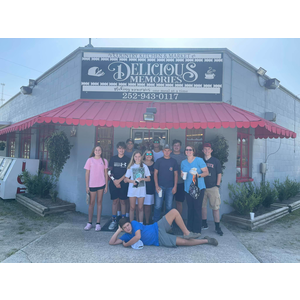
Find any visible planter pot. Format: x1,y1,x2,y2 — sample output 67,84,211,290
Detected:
16,194,76,217
250,212,255,220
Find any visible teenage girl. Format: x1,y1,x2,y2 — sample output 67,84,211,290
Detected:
84,145,108,231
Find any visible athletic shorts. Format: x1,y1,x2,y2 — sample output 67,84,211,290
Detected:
89,185,105,192
157,216,177,248
174,183,185,202
202,186,221,210
109,180,129,201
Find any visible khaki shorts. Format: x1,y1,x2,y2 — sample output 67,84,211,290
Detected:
202,186,221,210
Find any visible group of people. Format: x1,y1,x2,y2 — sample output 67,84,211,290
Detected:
84,136,223,249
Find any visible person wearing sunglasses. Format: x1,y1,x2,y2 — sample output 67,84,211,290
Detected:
125,138,136,158
142,150,155,225
181,145,209,234
152,137,164,162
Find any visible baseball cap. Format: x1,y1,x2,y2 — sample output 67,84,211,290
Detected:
203,143,212,148
126,138,134,144
163,144,171,150
131,240,144,250
153,137,160,143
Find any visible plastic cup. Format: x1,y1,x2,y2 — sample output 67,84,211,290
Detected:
182,172,187,180
158,189,162,197
250,212,255,220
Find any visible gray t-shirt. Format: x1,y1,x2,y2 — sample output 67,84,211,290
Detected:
153,150,164,162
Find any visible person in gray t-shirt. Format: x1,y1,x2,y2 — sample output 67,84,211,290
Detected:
170,139,186,216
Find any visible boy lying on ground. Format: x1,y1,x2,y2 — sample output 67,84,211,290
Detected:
109,208,218,248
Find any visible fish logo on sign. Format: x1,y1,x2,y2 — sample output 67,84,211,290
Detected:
88,67,105,77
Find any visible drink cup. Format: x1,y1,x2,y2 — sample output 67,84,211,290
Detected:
158,189,162,197
182,172,187,180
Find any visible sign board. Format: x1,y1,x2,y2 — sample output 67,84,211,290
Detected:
81,51,223,101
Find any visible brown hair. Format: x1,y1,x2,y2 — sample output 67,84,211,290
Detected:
89,145,105,165
127,150,144,169
142,149,154,162
185,145,196,155
119,217,130,228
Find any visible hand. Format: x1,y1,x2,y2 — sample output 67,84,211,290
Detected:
86,187,90,194
156,186,161,194
122,241,128,247
118,225,123,232
172,186,177,195
104,186,108,194
114,179,121,188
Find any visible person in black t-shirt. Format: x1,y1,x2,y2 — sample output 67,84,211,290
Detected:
107,142,130,230
202,143,223,236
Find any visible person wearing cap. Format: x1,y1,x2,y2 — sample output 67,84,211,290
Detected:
152,137,164,162
202,143,223,236
153,144,178,222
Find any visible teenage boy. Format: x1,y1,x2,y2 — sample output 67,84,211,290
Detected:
153,144,178,222
108,142,130,230
170,139,186,216
124,138,135,158
109,208,218,247
152,137,164,162
202,143,223,236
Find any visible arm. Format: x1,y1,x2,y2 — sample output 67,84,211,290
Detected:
85,170,90,193
154,169,161,193
216,173,222,187
104,168,108,194
109,226,124,245
172,171,178,194
122,230,141,247
198,167,209,178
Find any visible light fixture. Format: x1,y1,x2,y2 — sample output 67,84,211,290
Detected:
20,86,33,94
265,78,280,89
143,106,157,122
257,67,267,76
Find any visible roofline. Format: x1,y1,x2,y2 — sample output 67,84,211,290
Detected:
2,47,300,107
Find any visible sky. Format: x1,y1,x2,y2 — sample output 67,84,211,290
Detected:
0,38,300,104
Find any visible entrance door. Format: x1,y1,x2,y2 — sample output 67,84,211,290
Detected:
131,129,168,152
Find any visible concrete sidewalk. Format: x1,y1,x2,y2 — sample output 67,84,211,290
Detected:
2,216,259,263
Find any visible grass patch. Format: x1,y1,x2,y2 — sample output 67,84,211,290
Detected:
5,248,18,258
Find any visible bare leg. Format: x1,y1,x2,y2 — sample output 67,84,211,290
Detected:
176,201,183,215
120,200,126,216
213,209,220,223
144,205,152,224
96,189,104,223
176,237,208,246
126,198,130,214
117,201,121,215
137,197,145,224
88,192,96,223
112,198,119,216
164,209,190,236
135,205,139,222
202,207,208,220
129,197,137,222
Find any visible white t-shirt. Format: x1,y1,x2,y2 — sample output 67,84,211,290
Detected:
153,150,164,162
125,163,151,198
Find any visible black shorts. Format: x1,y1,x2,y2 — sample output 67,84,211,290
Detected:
174,183,185,202
109,180,129,201
89,185,105,192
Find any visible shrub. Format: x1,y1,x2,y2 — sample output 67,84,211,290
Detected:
225,182,262,215
259,181,278,208
207,136,229,173
274,177,300,202
20,170,55,198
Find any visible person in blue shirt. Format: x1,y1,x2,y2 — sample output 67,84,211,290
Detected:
181,145,209,234
109,208,218,248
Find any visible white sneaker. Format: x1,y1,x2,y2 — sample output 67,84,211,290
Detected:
108,220,117,230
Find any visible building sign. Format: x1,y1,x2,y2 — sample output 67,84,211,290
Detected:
81,51,223,101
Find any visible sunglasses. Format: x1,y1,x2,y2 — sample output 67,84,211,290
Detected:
185,149,193,151
145,153,153,156
153,141,160,143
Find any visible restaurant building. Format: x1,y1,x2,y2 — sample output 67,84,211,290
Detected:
0,46,298,220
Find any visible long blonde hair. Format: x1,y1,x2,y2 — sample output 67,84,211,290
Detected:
89,145,105,165
127,150,143,169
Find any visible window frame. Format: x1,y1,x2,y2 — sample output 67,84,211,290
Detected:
20,128,31,159
7,132,16,157
95,126,114,162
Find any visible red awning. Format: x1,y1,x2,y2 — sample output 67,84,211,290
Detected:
0,99,296,139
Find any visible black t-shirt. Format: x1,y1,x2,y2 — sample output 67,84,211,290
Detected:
154,157,178,188
204,156,222,188
146,163,155,195
108,155,130,179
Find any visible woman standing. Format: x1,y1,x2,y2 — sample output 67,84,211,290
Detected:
142,149,155,225
84,145,108,231
124,150,150,223
181,145,209,234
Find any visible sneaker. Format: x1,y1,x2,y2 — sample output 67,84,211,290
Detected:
203,236,218,246
202,222,208,230
84,223,92,231
95,224,101,231
215,227,223,236
108,220,117,230
183,232,201,239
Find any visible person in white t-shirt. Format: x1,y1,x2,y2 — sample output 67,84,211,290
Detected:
124,150,151,223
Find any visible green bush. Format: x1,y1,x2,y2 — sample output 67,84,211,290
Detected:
20,170,55,198
274,177,300,202
225,182,262,215
207,136,229,173
259,182,278,208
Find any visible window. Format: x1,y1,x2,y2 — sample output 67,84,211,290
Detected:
236,128,253,182
20,129,31,159
185,128,205,157
96,126,114,162
7,132,16,157
38,124,55,173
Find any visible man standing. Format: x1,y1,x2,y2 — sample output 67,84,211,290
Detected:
124,138,135,158
153,144,178,222
170,139,186,216
202,143,223,236
152,137,164,162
